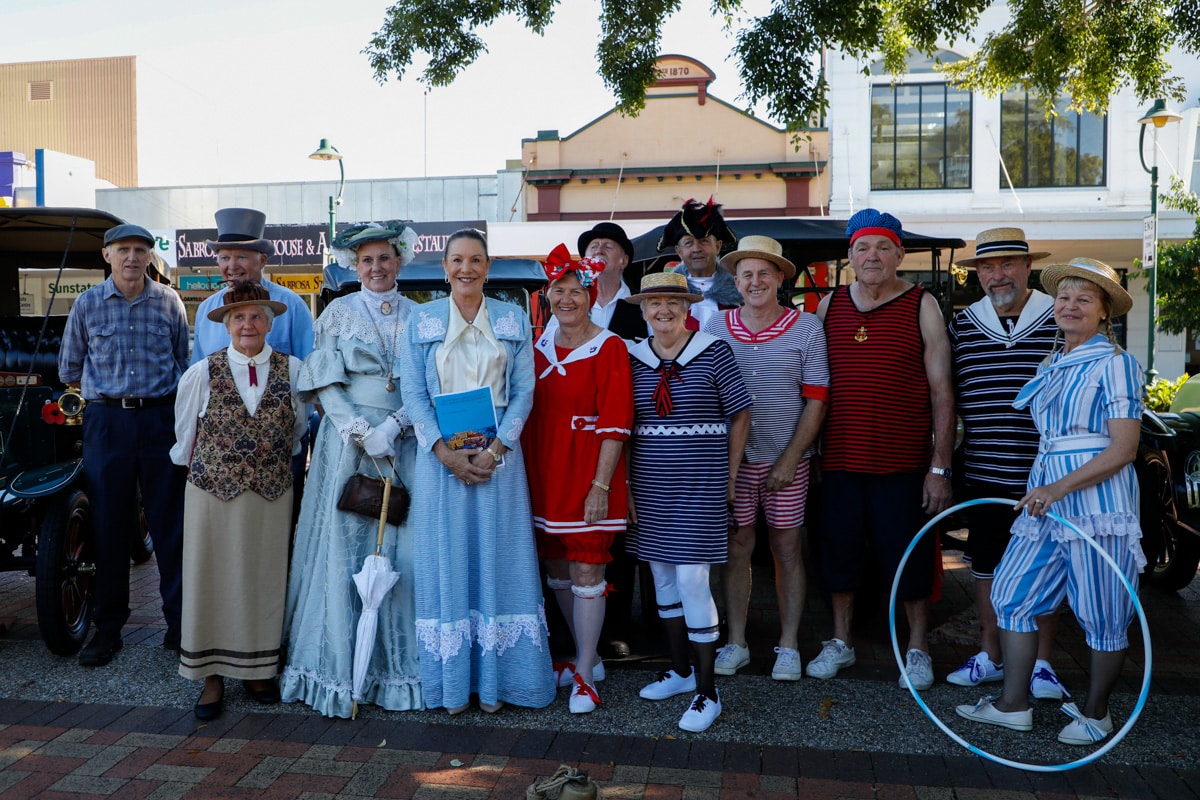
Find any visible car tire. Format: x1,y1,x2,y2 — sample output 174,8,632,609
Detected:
1138,447,1200,592
36,488,95,656
130,490,154,565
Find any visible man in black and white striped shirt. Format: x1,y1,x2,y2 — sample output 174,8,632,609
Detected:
947,227,1068,701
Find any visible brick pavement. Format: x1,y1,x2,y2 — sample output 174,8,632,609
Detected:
1,542,1198,798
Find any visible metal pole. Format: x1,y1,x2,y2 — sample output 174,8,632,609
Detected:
1147,160,1159,384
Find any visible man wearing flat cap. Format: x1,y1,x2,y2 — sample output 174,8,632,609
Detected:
59,222,191,666
577,221,647,342
945,226,1067,699
810,208,954,691
659,198,742,329
192,208,314,364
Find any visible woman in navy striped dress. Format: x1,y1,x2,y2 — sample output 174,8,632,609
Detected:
625,271,751,733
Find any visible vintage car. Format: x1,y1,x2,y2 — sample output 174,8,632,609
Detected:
0,207,155,655
1137,379,1200,590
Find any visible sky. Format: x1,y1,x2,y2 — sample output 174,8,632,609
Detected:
1,0,776,187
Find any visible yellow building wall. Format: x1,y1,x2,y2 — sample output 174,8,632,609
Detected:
0,56,138,187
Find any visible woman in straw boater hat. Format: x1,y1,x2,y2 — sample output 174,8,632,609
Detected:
956,257,1145,746
171,281,306,720
701,236,829,683
945,227,1069,701
624,271,751,733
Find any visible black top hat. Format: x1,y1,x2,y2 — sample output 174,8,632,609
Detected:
206,208,273,256
658,197,737,251
577,221,635,265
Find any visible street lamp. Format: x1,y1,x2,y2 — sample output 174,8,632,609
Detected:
1137,99,1183,383
308,138,345,261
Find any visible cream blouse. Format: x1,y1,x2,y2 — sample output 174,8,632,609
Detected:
435,299,509,407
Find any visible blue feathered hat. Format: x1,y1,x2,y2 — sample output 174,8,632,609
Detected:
846,208,903,246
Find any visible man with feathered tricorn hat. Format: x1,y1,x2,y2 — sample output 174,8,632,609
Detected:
659,198,742,329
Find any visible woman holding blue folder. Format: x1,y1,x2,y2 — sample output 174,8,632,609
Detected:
401,228,555,714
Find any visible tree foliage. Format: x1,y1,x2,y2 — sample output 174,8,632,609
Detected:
1149,218,1200,337
365,0,1193,132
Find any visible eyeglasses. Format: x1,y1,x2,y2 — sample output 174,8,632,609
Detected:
976,260,1028,274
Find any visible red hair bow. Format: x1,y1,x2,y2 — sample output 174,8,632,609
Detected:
544,243,605,288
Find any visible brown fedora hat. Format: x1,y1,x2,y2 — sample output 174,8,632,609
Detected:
206,281,288,322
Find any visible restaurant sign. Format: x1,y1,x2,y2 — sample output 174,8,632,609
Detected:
176,220,486,269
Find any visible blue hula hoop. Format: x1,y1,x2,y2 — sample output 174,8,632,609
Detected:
890,497,1152,772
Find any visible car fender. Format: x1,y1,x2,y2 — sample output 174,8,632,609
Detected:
7,459,83,499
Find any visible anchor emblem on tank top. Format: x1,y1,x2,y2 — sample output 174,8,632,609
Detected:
854,325,868,342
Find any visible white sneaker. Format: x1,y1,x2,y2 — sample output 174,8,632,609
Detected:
553,659,606,688
678,691,722,732
1030,659,1069,700
714,643,751,675
946,650,1005,687
568,675,600,714
639,669,697,701
805,639,856,680
899,649,934,690
770,647,802,681
1057,703,1112,745
955,696,1033,732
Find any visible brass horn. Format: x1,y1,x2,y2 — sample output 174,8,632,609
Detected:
58,385,86,426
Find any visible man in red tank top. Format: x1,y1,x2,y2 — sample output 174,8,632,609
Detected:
808,209,955,692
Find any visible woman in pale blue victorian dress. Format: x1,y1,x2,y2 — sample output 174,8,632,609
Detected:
400,228,554,714
281,222,424,717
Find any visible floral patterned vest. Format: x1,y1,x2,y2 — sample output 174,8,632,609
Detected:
188,350,294,501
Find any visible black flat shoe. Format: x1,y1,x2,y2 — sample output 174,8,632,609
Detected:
162,626,181,652
78,631,123,667
242,679,280,705
194,692,224,721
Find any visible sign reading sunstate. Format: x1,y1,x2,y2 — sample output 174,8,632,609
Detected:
175,220,486,269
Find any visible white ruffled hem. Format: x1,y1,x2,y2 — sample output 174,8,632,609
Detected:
1011,511,1147,570
415,608,549,662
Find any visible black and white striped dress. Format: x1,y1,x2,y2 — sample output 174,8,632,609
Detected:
626,332,752,564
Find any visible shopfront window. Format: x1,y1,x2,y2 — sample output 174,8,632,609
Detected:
871,83,972,190
1000,92,1106,187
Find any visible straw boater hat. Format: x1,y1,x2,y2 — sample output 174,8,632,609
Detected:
206,208,274,256
720,235,797,279
623,271,703,304
956,227,1051,266
206,280,287,322
1038,257,1133,318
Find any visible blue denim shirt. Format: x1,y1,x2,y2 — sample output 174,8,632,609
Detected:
58,276,190,399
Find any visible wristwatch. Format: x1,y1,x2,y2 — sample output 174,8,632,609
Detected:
929,466,952,479
486,445,503,463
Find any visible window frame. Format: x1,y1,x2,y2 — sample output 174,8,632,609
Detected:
870,81,973,191
999,92,1108,189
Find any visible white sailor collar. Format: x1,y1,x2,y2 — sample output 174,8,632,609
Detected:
535,327,620,379
962,289,1054,348
629,330,720,370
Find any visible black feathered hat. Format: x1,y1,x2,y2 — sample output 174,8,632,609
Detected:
657,197,736,251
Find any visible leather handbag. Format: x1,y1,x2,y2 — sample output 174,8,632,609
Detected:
337,456,411,526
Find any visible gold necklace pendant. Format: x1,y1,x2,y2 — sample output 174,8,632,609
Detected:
854,325,868,343
381,301,393,315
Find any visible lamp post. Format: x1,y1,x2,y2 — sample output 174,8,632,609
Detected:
308,138,345,261
1136,99,1182,384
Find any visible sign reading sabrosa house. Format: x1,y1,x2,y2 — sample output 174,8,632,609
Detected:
176,220,485,269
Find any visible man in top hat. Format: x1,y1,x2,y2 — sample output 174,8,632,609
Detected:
809,208,954,691
659,198,742,329
59,222,191,665
945,226,1067,699
192,208,314,364
577,221,647,341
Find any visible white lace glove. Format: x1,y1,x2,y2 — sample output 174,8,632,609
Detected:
361,415,401,458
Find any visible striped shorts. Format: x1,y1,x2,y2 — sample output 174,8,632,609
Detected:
731,458,810,529
990,530,1140,652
